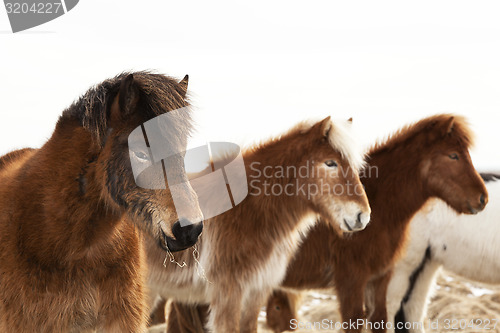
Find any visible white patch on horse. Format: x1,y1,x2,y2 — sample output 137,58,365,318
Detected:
387,178,500,333
243,214,317,296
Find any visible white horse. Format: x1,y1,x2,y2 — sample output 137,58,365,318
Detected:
386,173,500,333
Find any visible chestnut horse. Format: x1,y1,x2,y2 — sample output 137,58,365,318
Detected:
145,117,371,332
162,114,488,333
0,72,204,332
274,114,488,332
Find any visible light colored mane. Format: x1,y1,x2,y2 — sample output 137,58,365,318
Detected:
245,118,366,171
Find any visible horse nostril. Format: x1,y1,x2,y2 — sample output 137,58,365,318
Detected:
480,194,486,205
163,220,203,253
357,212,362,223
172,220,203,239
188,221,203,239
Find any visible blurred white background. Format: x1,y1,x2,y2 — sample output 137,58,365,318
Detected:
1,1,499,169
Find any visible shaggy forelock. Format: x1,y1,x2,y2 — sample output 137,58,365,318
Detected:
62,71,193,147
295,118,366,171
326,119,366,171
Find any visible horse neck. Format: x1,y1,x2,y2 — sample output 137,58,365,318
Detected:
364,149,430,231
22,118,123,261
240,146,312,235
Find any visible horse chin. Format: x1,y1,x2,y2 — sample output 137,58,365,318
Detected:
338,229,355,239
336,216,366,235
321,215,350,238
328,223,350,239
466,202,485,215
449,200,485,215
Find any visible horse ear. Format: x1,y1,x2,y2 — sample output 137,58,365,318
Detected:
318,116,332,138
178,74,189,98
444,116,455,135
117,74,140,117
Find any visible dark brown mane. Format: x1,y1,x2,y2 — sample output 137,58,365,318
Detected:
368,114,474,157
61,71,192,147
480,172,500,183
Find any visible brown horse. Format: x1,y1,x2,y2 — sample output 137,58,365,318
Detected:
145,117,371,333
163,114,488,333
0,72,204,332
273,114,488,332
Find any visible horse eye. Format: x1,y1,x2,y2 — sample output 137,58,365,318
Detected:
449,153,459,160
325,160,338,167
275,306,281,311
134,151,150,161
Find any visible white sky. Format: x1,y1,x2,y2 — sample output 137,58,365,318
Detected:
1,1,500,170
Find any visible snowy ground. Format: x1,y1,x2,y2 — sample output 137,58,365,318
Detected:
148,269,500,332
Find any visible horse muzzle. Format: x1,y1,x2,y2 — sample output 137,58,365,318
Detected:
341,211,370,232
466,192,488,214
159,219,203,252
